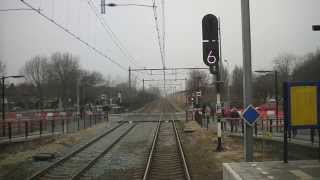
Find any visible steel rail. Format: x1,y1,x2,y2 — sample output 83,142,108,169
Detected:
71,123,137,179
27,122,125,180
142,117,162,180
172,119,191,180
142,98,190,180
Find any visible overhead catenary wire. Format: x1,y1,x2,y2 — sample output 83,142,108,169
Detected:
87,0,150,80
90,0,168,85
87,0,142,69
39,0,42,11
107,3,155,8
161,0,166,95
20,0,127,71
51,0,54,19
88,0,162,88
161,0,166,65
152,0,165,68
0,8,36,12
152,0,166,94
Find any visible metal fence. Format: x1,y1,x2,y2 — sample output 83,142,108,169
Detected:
220,118,284,134
0,112,109,141
220,117,319,144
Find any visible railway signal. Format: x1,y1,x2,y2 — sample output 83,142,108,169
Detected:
202,14,220,74
202,14,223,151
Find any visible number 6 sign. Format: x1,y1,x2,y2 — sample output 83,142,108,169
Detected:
207,50,217,65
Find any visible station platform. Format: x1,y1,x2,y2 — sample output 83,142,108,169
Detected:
223,160,320,180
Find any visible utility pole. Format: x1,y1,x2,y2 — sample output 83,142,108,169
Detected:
275,70,279,132
1,75,24,137
185,78,188,106
76,77,80,117
196,76,201,107
142,79,145,92
101,0,106,14
241,0,254,162
128,66,131,89
227,83,231,110
2,77,4,136
255,70,279,132
224,59,232,110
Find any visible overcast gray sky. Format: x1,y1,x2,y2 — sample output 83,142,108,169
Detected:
1,0,319,90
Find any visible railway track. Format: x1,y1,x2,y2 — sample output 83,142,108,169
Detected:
27,122,136,180
143,113,191,180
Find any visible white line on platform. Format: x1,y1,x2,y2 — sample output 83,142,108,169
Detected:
267,175,274,179
290,169,312,179
223,163,243,180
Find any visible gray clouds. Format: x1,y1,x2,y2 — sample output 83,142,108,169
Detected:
0,0,319,89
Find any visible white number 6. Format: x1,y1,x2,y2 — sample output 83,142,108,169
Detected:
207,50,217,64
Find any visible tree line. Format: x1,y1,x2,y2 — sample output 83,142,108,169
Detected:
1,52,160,111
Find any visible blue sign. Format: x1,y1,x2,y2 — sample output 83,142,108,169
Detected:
242,105,260,125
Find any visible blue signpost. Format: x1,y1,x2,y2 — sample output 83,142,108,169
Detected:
242,105,260,126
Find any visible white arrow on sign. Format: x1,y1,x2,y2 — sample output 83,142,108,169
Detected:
207,50,217,64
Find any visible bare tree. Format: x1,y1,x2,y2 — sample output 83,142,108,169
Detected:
81,70,104,86
186,70,209,92
253,73,274,104
22,55,48,109
49,52,80,106
219,64,230,102
272,53,297,98
292,49,320,81
79,70,105,105
273,53,297,82
230,66,243,107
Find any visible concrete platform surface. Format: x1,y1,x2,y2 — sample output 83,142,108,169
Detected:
223,160,320,180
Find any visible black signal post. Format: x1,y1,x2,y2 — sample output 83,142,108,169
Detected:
202,14,223,151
